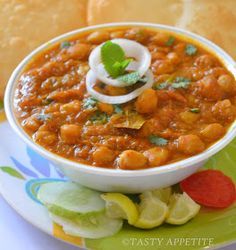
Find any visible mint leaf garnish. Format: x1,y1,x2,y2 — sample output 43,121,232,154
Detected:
101,41,132,78
117,71,142,85
148,135,168,146
185,44,197,56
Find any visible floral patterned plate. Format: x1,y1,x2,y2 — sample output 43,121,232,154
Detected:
1,111,236,250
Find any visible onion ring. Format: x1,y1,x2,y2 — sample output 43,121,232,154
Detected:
86,69,154,104
88,39,151,87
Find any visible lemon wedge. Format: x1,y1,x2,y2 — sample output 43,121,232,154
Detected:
134,191,168,229
166,192,200,225
101,193,139,225
142,187,172,203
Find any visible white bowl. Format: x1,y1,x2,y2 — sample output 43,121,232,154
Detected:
4,22,236,193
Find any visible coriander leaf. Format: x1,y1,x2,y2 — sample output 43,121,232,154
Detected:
166,36,175,46
190,108,200,113
90,111,109,124
153,82,168,90
60,41,71,49
36,113,52,121
101,41,126,78
148,135,168,146
175,77,190,83
83,97,98,109
171,77,190,89
42,98,53,105
117,71,141,85
113,104,123,114
185,44,197,56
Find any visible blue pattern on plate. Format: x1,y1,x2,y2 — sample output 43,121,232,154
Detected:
26,147,51,177
10,156,38,178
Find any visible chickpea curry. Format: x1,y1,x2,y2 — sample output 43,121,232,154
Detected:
14,27,236,170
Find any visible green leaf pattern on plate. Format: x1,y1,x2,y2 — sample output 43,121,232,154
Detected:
0,166,25,179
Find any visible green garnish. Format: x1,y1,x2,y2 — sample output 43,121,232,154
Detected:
36,113,52,121
113,104,123,114
0,100,4,110
83,97,98,109
90,111,109,124
166,36,175,46
185,44,197,56
101,41,132,78
60,41,71,49
153,82,168,90
171,77,190,89
117,71,143,85
190,108,200,113
148,135,168,146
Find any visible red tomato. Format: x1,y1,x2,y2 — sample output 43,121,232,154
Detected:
180,170,236,208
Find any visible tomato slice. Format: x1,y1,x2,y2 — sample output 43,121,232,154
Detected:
180,170,236,208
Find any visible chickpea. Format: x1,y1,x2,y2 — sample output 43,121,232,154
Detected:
87,31,110,44
125,28,149,43
217,74,236,94
151,51,166,61
60,100,81,114
110,30,125,39
92,146,115,165
194,55,216,69
106,85,127,96
135,89,158,114
197,76,222,101
97,102,114,115
151,33,169,46
67,43,91,60
173,42,186,54
119,150,147,170
60,124,82,144
167,52,181,65
144,147,169,167
212,99,236,121
201,123,225,141
22,116,41,133
186,67,204,81
177,134,205,155
152,60,174,75
33,130,57,145
179,111,200,124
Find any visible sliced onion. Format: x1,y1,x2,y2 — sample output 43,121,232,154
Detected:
89,39,151,87
86,69,154,104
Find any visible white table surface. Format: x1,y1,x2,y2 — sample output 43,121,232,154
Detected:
0,194,235,250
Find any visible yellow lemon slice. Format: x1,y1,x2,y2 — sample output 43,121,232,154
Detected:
142,187,172,203
134,192,168,229
166,192,200,225
101,193,139,225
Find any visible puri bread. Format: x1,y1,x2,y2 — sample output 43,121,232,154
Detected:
88,0,184,26
88,0,236,60
177,0,236,59
0,0,87,98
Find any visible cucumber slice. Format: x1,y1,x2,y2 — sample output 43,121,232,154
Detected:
50,212,123,239
37,182,105,218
